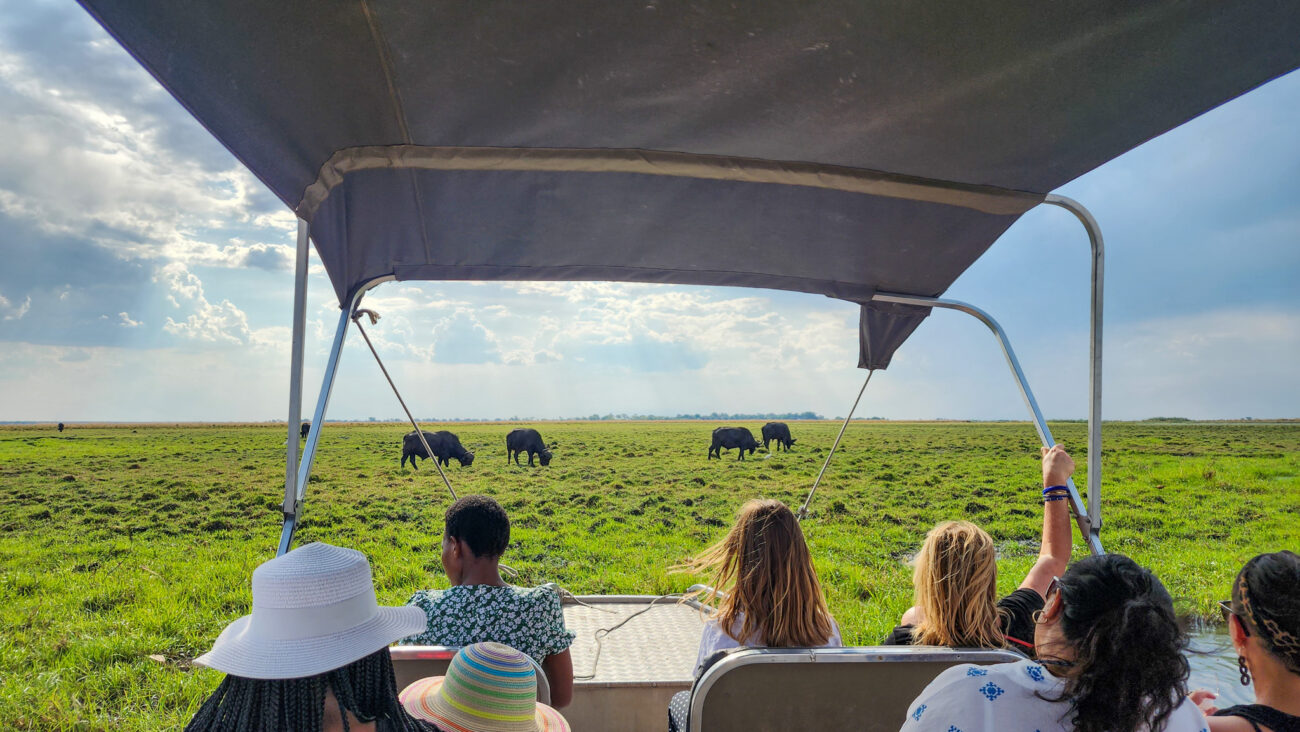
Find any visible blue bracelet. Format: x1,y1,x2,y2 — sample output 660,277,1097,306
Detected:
1042,485,1069,496
1044,496,1068,502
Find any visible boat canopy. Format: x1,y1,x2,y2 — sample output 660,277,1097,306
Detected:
78,0,1300,368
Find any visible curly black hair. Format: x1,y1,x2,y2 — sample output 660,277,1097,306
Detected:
1233,550,1300,674
444,494,510,558
185,648,434,731
1051,553,1189,732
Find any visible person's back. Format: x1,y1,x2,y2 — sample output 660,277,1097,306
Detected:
901,553,1206,732
400,494,575,707
668,498,840,731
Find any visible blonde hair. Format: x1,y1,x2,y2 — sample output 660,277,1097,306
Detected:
910,520,1006,648
675,499,834,647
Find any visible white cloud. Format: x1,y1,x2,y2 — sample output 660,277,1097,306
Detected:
0,46,293,271
0,292,31,320
117,311,141,327
154,262,251,345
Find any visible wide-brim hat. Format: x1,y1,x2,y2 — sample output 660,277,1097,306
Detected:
400,643,570,732
194,542,426,679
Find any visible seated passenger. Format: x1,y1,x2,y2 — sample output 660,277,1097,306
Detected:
901,553,1207,732
667,499,841,731
1196,551,1300,732
884,445,1076,653
399,642,569,732
399,495,576,708
186,542,436,732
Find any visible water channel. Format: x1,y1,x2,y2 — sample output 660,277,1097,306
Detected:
1186,627,1255,708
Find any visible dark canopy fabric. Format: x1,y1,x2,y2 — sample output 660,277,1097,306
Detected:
79,1,1300,368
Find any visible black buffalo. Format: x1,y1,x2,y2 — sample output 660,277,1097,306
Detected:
709,426,760,460
57,422,64,433
300,421,311,439
761,422,796,451
506,428,552,467
401,430,475,469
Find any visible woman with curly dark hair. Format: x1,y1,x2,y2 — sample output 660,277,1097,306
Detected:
900,553,1206,732
1196,551,1300,732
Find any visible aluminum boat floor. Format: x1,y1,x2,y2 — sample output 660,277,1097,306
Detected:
564,595,708,684
562,595,709,731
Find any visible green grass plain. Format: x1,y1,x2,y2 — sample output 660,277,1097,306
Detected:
1,421,1297,729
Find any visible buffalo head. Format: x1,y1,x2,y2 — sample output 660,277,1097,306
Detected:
538,449,553,466
457,451,475,467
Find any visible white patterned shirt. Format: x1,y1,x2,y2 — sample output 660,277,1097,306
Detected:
900,659,1208,732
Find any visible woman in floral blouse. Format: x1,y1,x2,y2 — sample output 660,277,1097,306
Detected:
399,495,576,708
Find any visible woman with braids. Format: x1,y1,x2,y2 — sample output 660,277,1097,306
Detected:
900,553,1206,732
1195,551,1300,732
187,542,438,732
666,498,840,731
883,445,1077,655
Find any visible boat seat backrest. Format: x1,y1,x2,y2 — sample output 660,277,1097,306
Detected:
689,646,1023,732
389,645,551,705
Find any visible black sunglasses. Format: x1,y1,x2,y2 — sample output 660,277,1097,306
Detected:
1218,600,1251,637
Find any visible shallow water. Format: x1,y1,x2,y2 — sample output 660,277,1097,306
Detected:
1187,627,1255,708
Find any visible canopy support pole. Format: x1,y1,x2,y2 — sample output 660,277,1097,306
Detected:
797,370,874,520
282,219,310,524
872,292,1104,555
1044,195,1104,532
350,309,458,502
277,285,374,556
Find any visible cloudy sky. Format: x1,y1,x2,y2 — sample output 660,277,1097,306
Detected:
1,2,1297,422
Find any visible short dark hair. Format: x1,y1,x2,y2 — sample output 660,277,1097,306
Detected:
444,495,510,558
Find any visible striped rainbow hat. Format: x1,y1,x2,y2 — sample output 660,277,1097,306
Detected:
399,642,569,732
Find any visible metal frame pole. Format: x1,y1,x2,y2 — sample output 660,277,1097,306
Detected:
872,292,1104,555
277,284,375,556
1044,194,1104,531
282,219,310,519
797,370,873,520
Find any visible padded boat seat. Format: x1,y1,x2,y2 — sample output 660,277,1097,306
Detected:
687,646,1024,732
389,645,551,705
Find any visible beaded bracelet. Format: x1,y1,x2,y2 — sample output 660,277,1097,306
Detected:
1044,496,1068,502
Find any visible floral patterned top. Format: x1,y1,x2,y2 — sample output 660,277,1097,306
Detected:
398,584,576,663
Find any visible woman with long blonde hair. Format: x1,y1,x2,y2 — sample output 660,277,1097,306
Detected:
883,445,1077,653
679,498,841,675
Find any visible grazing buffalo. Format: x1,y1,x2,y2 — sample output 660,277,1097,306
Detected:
300,421,311,439
761,422,796,452
709,426,760,460
506,428,553,467
402,430,475,469
57,422,64,433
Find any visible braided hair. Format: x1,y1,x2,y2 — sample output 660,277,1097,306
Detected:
186,648,436,732
1233,550,1300,674
1049,554,1189,732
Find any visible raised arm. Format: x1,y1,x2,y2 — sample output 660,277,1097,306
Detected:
1018,445,1075,598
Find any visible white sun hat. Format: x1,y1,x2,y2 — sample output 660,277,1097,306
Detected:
194,542,426,679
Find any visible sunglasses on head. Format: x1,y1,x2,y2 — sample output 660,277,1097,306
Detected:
1046,576,1062,599
1219,600,1251,637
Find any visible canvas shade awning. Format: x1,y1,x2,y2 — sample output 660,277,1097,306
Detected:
77,0,1300,368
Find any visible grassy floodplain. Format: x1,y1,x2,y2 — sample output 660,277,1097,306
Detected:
1,421,1297,729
